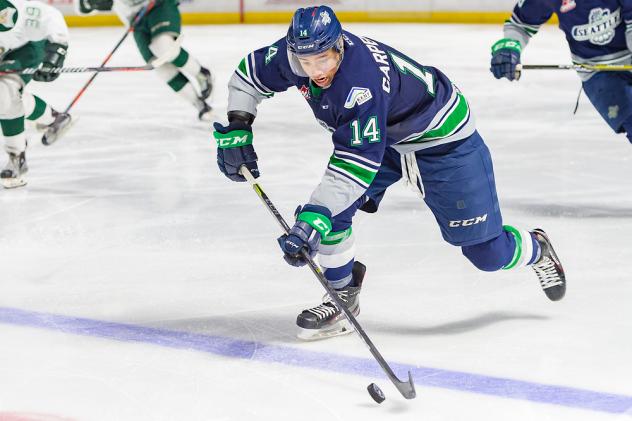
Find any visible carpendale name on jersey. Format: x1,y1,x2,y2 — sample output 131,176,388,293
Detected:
571,7,621,45
359,36,392,93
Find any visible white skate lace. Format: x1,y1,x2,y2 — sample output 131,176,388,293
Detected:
306,291,349,320
533,256,563,289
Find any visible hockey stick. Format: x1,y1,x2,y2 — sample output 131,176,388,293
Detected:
61,0,156,114
239,165,417,400
0,65,154,76
515,63,632,79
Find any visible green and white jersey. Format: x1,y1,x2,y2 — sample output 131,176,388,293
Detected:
0,0,68,60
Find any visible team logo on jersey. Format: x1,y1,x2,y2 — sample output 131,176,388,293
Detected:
265,46,278,65
320,11,331,26
0,0,18,32
571,8,622,46
608,105,619,119
299,84,311,100
560,0,576,13
344,87,373,109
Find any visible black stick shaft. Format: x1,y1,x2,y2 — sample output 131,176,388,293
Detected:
241,167,416,400
0,65,153,76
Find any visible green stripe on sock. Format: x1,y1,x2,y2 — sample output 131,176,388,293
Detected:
167,72,189,92
502,225,522,270
0,117,25,137
172,48,189,68
26,95,47,121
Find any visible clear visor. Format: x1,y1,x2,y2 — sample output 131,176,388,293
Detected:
295,53,340,77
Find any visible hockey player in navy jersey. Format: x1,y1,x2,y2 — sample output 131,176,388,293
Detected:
491,0,632,143
214,6,566,340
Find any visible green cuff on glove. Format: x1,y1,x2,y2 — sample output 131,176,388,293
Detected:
298,211,333,237
213,129,253,149
491,38,522,55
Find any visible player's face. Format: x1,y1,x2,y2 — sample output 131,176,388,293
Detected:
297,49,341,88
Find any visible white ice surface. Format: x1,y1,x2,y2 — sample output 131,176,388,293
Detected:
0,24,631,421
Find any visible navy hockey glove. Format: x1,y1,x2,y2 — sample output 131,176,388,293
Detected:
33,43,68,82
490,38,522,81
213,114,259,182
278,205,332,267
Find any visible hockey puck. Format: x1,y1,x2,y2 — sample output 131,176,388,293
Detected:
367,383,385,403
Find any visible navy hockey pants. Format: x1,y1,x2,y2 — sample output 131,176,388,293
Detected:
582,71,632,142
331,131,519,272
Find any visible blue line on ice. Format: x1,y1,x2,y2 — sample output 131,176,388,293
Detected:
1,306,630,414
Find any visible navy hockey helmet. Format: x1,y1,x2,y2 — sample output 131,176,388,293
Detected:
286,5,343,57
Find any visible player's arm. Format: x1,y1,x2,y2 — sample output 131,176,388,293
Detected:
29,2,69,82
76,0,113,15
309,110,386,217
491,0,554,81
277,102,387,266
622,0,632,52
214,38,295,182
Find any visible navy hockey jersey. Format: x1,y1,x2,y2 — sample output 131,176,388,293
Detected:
227,32,474,216
505,0,632,76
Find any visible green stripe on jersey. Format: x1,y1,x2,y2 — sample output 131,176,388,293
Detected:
237,58,248,77
329,155,377,186
404,92,469,144
236,56,274,98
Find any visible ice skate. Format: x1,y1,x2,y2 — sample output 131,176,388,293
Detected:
197,100,213,122
41,109,74,146
296,261,365,341
197,67,213,100
1,151,28,189
531,228,566,301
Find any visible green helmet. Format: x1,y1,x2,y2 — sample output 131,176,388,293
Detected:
0,0,18,32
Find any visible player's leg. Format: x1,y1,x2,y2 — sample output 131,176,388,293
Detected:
0,75,29,188
416,131,566,300
133,0,212,120
296,147,403,340
22,91,73,145
23,92,54,128
582,71,632,143
10,41,72,144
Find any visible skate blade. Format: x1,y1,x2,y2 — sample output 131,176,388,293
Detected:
296,319,355,341
2,177,27,189
42,115,78,146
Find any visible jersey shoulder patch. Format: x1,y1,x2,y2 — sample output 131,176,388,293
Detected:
344,87,373,109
